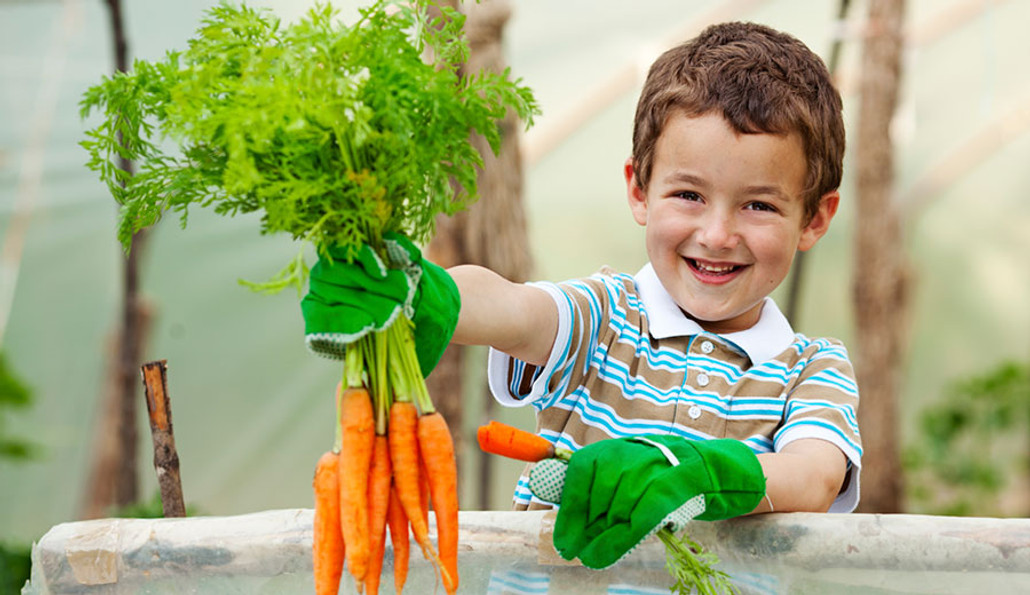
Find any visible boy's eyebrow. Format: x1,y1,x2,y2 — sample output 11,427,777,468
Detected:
662,172,708,187
663,172,794,200
743,184,792,199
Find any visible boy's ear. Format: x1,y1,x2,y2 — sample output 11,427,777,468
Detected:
798,191,840,252
625,158,648,226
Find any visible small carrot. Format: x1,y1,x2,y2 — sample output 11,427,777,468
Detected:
386,483,410,594
477,420,555,462
364,435,392,595
417,411,460,595
419,456,430,527
388,401,437,562
339,385,376,585
313,451,345,595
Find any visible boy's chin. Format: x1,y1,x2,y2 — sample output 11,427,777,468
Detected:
679,304,763,334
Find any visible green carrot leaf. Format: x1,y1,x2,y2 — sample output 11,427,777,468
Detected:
658,528,739,595
80,0,539,288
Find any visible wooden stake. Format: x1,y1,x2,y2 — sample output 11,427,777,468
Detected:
141,359,186,517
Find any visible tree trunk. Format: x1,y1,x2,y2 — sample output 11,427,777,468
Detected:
424,0,533,510
82,0,150,518
853,0,908,514
82,298,151,518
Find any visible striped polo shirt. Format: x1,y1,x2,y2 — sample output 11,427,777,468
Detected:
487,264,862,513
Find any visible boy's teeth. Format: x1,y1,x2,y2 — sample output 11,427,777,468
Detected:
694,260,736,273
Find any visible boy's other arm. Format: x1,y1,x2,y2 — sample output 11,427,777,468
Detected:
751,439,848,513
447,265,559,366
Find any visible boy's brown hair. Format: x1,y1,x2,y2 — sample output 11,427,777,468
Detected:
631,21,845,223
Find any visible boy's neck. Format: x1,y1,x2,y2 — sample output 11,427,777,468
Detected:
681,305,763,335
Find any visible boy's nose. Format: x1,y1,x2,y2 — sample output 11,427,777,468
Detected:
696,211,739,251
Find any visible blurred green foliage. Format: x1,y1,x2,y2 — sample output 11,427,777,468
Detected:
906,361,1030,516
0,353,36,461
0,542,31,595
0,353,34,593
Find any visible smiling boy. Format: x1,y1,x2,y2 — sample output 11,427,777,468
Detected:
303,21,861,569
447,20,858,516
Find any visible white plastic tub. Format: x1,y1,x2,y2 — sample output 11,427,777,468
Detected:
23,509,1030,594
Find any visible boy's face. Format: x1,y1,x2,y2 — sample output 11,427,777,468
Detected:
626,111,838,334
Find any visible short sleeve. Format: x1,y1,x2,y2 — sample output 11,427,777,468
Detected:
487,275,623,410
773,338,863,512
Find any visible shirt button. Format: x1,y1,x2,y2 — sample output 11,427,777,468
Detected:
688,405,702,419
697,373,710,387
701,341,715,354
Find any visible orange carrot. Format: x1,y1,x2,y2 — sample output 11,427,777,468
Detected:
364,435,392,595
417,411,459,595
477,421,555,462
313,451,345,595
388,401,437,561
339,386,376,585
419,456,430,527
386,483,410,594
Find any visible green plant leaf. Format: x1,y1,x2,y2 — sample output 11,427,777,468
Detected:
80,0,539,291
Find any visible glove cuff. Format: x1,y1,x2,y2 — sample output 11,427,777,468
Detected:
305,317,402,360
410,259,460,375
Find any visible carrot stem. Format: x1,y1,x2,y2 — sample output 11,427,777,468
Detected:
373,330,390,435
387,318,434,413
344,339,366,389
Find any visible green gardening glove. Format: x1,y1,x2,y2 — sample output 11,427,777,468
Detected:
529,435,766,569
300,233,460,376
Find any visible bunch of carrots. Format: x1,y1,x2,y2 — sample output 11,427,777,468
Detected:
77,3,534,593
313,320,458,595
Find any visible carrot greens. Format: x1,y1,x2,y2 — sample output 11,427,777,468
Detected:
80,0,538,288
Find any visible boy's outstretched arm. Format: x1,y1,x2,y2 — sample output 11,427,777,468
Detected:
752,439,848,513
448,265,559,366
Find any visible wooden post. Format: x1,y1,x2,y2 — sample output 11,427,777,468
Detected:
853,0,908,513
140,360,186,517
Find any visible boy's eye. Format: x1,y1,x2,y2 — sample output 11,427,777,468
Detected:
745,201,777,213
674,191,702,202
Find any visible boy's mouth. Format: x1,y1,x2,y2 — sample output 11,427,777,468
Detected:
687,258,745,280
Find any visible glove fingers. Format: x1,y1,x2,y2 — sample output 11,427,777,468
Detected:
302,291,404,337
309,258,411,302
554,438,652,561
574,521,650,570
553,453,600,561
605,454,663,525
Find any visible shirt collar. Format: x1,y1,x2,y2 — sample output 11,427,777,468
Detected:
633,263,796,364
